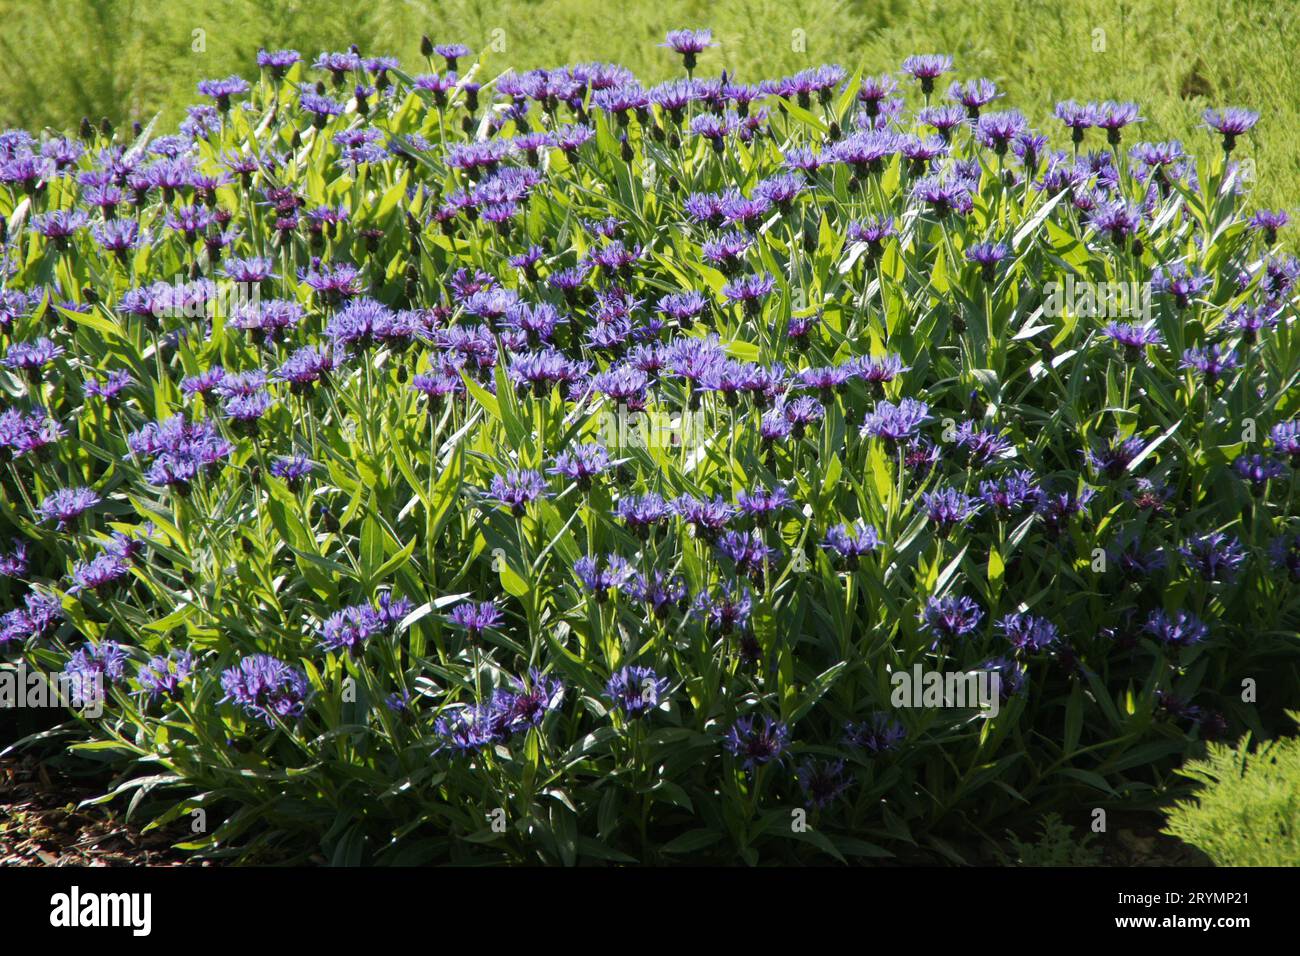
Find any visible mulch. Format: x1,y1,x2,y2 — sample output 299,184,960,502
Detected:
0,753,197,866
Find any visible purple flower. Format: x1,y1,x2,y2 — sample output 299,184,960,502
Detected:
269,455,314,489
616,492,671,536
997,612,1060,653
1095,101,1143,144
715,529,777,576
319,594,410,656
1180,344,1240,385
4,337,64,374
488,469,548,515
257,49,301,77
797,759,850,809
947,77,1000,116
69,553,131,594
137,650,194,700
197,75,250,109
830,130,901,176
447,600,503,638
901,54,954,95
621,572,689,619
978,471,1039,517
724,715,789,769
721,272,776,313
912,176,973,217
1040,489,1092,541
1250,209,1289,244
736,485,792,524
1103,322,1163,359
693,581,754,633
1203,107,1258,151
550,444,612,488
782,395,824,435
822,522,880,564
1178,532,1246,582
220,654,309,725
852,354,908,390
658,291,709,327
64,640,128,699
573,554,634,598
862,397,930,444
1054,100,1098,142
1272,420,1300,466
491,671,565,736
37,487,101,527
0,592,63,647
975,111,1027,153
1086,435,1145,479
1109,540,1167,581
275,346,337,391
605,665,669,718
432,44,473,69
1089,201,1143,246
979,657,1027,699
965,241,1009,280
1226,305,1278,344
921,595,984,644
223,389,272,425
0,540,29,577
843,713,906,753
921,487,978,536
919,104,967,137
1144,609,1208,647
1233,453,1286,494
674,494,736,538
31,210,88,246
92,219,145,254
955,421,1012,466
661,29,716,57
84,369,135,404
435,703,498,754
1152,263,1211,308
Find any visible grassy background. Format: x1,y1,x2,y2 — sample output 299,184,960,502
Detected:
0,0,1296,214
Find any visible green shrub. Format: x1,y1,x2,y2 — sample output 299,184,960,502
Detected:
1162,713,1300,866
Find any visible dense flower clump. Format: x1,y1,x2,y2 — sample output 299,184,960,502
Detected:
0,30,1296,864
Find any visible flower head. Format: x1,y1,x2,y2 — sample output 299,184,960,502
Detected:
220,654,309,725
724,714,790,769
605,665,669,718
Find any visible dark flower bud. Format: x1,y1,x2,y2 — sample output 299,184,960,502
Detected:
79,116,94,141
100,117,114,138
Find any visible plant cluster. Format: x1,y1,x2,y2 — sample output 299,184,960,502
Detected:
0,29,1297,863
